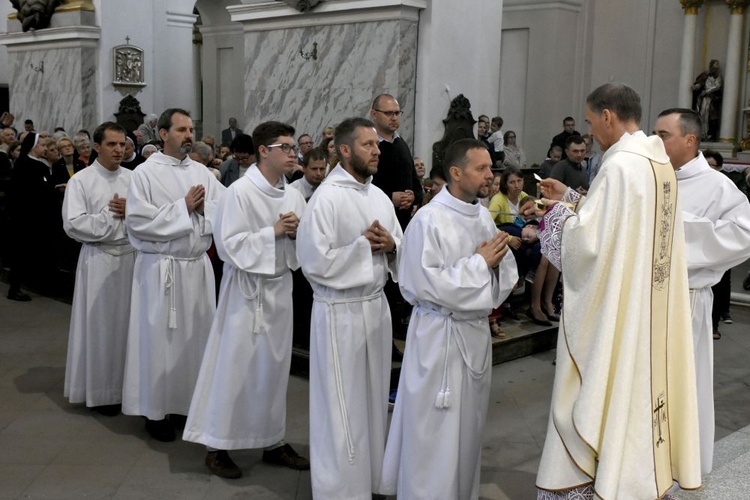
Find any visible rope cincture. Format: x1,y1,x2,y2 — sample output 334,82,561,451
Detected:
313,290,383,464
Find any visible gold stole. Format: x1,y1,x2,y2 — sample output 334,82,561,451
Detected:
649,159,677,496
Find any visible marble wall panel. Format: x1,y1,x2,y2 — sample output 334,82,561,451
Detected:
9,47,98,133
243,19,417,146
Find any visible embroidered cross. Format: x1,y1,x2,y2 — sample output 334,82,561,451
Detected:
653,394,666,447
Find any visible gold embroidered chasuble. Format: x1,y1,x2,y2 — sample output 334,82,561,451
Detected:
536,133,701,499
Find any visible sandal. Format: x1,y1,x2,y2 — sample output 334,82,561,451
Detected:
490,321,506,339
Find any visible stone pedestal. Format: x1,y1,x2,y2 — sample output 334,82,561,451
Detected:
0,24,100,132
228,0,425,144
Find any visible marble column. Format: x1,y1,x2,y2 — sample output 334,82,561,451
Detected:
677,0,704,108
228,0,426,145
0,5,100,132
719,0,748,143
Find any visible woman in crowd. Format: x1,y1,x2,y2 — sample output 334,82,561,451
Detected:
488,167,560,326
53,136,86,182
481,172,502,209
74,134,92,166
503,130,526,169
141,144,158,159
120,135,145,170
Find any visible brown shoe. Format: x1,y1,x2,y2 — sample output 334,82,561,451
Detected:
205,450,242,479
262,443,310,470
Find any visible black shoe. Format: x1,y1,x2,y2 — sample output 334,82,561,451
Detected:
205,450,242,479
526,308,552,327
7,291,31,302
93,404,121,416
541,305,560,322
168,413,187,430
145,418,176,442
721,313,733,324
391,343,404,362
262,443,310,470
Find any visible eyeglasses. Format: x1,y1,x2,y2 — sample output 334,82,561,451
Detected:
267,143,299,155
374,109,404,117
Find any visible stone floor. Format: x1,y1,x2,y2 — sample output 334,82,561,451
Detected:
1,266,749,499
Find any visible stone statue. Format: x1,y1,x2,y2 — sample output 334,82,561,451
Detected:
692,59,723,141
280,0,324,12
431,94,477,173
9,0,62,32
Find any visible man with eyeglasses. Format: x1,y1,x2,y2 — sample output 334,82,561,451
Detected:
184,121,309,479
219,134,255,187
369,94,423,230
297,117,402,499
370,95,423,351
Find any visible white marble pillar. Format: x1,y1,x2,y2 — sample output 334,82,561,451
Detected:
677,1,704,108
228,0,426,146
719,0,748,142
0,4,100,132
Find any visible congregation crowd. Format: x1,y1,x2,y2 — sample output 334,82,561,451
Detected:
1,82,750,499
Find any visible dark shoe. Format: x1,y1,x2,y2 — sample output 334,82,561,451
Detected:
93,404,121,416
713,331,722,340
541,305,560,322
262,443,310,470
391,343,404,362
168,413,187,430
145,418,176,442
526,308,552,327
7,291,31,302
721,313,733,324
206,450,242,479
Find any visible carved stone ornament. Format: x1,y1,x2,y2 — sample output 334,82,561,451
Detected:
113,42,145,87
9,0,63,32
280,0,324,12
679,0,704,14
114,94,145,132
726,0,748,14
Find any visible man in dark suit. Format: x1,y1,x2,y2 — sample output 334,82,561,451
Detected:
221,117,243,144
549,116,580,160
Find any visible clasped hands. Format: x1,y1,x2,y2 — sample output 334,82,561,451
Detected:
274,211,299,239
392,190,415,211
363,220,396,255
108,193,126,219
476,231,510,269
185,185,206,215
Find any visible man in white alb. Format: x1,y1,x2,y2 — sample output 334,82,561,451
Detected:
296,117,402,500
123,108,226,441
63,122,135,416
183,121,308,478
380,139,518,499
654,108,750,476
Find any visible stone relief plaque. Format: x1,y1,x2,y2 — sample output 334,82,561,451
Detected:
113,42,145,87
